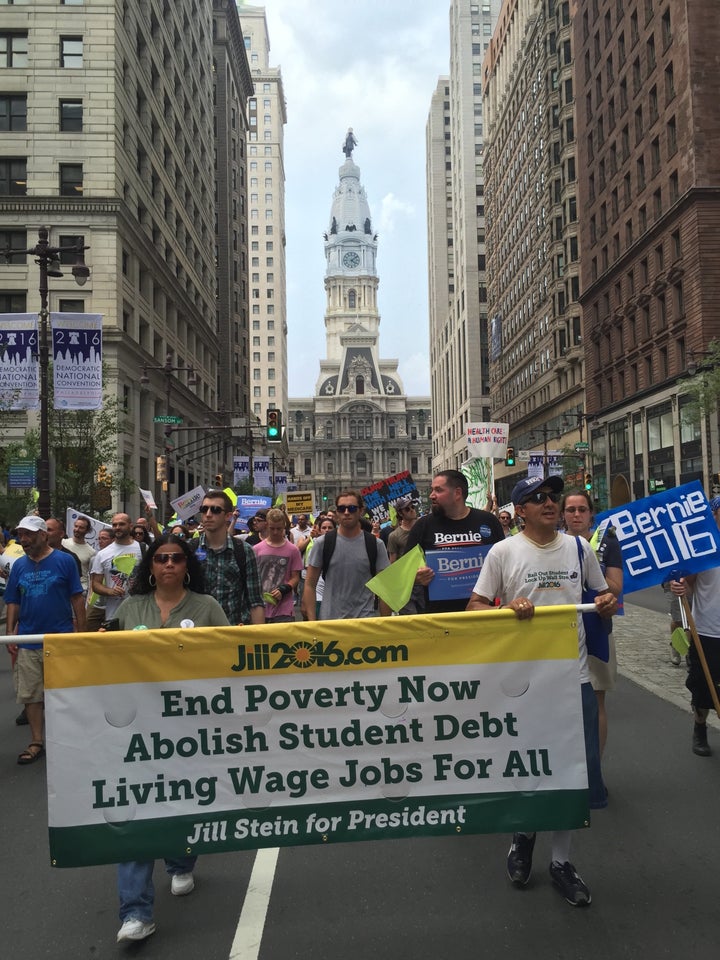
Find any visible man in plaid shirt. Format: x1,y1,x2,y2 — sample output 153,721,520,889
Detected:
194,490,264,625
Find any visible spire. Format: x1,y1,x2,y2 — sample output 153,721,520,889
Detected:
324,129,377,279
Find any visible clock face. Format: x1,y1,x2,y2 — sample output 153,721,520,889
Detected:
342,251,360,269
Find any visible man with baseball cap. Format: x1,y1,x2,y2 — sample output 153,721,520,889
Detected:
467,475,617,908
4,516,86,765
669,495,720,756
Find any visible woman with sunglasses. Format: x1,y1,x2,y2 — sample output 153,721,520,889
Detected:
563,490,623,760
113,535,229,944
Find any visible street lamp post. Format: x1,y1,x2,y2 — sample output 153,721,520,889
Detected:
1,227,90,518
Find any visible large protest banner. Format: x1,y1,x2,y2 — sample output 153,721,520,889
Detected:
595,481,720,593
45,609,589,868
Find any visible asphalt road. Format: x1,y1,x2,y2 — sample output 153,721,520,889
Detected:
3,603,719,959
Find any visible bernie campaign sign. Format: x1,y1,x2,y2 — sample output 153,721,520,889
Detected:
44,608,589,867
595,481,720,593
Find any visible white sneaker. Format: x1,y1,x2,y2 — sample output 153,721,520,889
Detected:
116,918,156,942
170,872,195,896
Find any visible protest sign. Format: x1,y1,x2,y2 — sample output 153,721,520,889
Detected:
64,508,111,549
462,458,492,509
170,485,206,522
285,491,314,515
466,422,509,457
361,471,418,523
139,487,157,510
425,545,492,602
45,608,589,867
595,481,720,593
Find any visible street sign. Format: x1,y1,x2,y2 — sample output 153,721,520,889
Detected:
574,441,590,452
153,415,183,424
7,458,36,489
518,449,561,461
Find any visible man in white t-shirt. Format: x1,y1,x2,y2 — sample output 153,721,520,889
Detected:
62,515,96,594
467,475,616,908
89,513,142,621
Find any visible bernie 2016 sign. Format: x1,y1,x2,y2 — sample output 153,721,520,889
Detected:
45,609,590,868
595,481,720,593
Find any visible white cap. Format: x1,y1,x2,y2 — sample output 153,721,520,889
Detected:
15,516,47,533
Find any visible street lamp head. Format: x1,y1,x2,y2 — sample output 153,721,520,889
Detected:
72,263,90,286
139,368,150,387
188,366,198,388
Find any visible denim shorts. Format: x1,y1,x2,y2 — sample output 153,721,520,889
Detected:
581,681,607,810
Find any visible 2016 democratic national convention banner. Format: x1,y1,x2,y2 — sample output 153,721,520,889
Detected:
595,480,720,593
44,610,590,869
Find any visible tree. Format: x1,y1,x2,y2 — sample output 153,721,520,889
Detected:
679,339,720,424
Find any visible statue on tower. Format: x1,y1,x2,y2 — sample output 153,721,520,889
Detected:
342,127,358,159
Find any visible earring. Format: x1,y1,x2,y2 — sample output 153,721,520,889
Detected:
184,572,190,586
149,574,156,587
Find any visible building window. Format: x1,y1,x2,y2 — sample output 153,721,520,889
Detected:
59,162,83,195
59,99,83,131
0,93,26,131
0,157,26,195
58,234,84,264
0,229,26,263
60,37,83,68
58,298,84,312
0,32,28,68
0,291,27,312
304,458,312,476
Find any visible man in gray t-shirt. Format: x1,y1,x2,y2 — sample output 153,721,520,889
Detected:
303,490,390,620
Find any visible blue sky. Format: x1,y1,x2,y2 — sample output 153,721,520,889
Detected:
256,0,451,398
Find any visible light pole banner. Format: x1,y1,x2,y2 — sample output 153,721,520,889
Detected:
466,422,509,457
51,313,103,410
0,313,39,410
253,457,271,490
275,472,288,494
233,456,250,486
44,608,590,868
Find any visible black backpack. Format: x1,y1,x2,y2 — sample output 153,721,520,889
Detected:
321,530,378,581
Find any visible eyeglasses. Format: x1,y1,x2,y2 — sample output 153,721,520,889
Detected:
564,506,590,513
153,552,186,565
336,504,359,513
522,491,562,505
199,504,225,515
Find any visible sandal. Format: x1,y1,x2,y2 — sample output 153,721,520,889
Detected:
17,742,44,765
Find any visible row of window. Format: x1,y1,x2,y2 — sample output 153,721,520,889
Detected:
0,33,83,69
1,94,82,132
0,159,82,196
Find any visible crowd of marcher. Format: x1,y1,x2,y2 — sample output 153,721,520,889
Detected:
2,474,719,941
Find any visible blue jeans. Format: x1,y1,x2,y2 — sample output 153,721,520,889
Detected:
117,856,197,922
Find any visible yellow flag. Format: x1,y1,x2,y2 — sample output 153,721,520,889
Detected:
223,487,238,506
365,544,425,612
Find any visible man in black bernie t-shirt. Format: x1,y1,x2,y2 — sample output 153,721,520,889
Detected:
405,469,504,614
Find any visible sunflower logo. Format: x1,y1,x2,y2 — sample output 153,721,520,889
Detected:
290,641,316,669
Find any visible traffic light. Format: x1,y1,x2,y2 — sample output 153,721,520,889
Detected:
266,408,282,443
585,473,593,491
215,474,223,487
505,446,515,467
155,455,167,481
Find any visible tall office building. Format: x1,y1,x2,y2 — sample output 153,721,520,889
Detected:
482,0,584,502
426,0,502,473
237,4,288,424
287,135,432,506
575,0,720,504
0,0,253,513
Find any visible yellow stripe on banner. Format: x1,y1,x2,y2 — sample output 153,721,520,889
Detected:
43,607,579,690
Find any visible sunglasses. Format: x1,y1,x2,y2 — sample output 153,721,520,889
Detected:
199,504,225,515
565,506,590,513
153,552,186,565
336,504,359,513
522,491,562,505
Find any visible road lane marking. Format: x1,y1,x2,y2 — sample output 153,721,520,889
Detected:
229,847,279,960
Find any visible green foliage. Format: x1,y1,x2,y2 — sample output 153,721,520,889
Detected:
679,340,720,425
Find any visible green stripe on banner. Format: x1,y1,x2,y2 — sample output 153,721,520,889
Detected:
49,790,589,868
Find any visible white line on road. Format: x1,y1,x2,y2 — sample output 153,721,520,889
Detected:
229,847,279,960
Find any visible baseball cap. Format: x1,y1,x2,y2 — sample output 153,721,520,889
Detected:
710,496,720,514
511,475,564,506
253,511,267,521
15,515,48,533
394,495,414,511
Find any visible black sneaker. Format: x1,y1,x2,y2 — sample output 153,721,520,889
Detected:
549,861,592,906
507,832,536,885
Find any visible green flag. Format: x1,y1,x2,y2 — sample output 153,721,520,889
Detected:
366,544,425,613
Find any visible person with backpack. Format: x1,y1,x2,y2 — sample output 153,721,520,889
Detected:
302,490,391,621
193,490,265,625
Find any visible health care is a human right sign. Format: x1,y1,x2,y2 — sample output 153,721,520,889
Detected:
45,609,590,868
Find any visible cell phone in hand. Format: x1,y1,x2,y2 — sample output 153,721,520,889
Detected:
100,617,120,631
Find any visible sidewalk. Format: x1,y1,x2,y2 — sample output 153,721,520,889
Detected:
614,598,719,727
